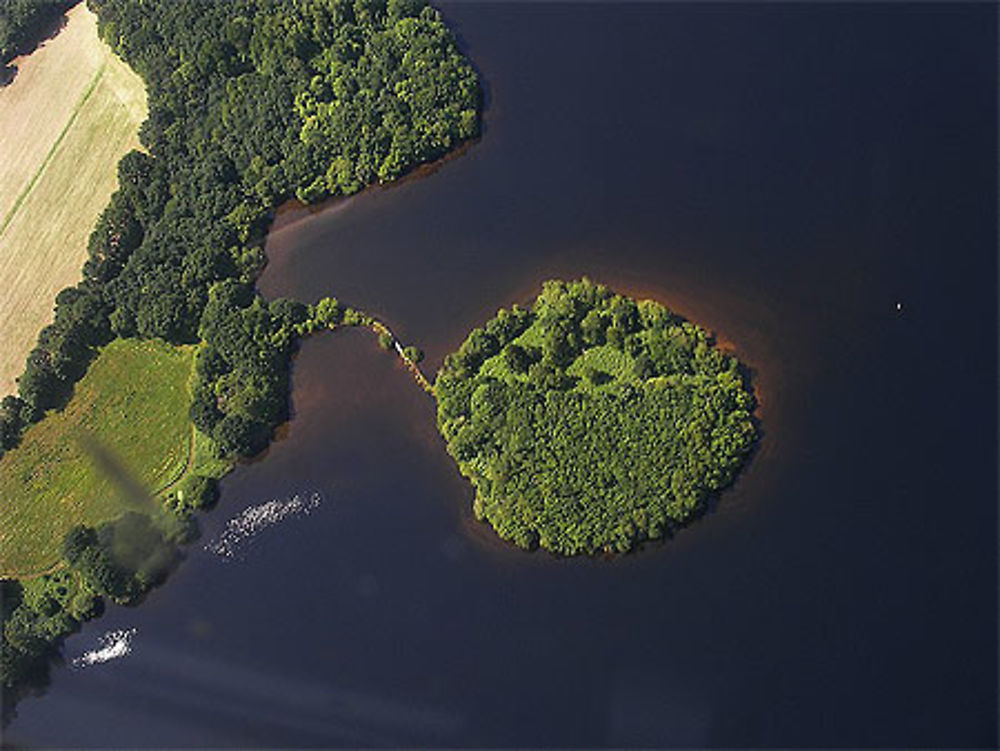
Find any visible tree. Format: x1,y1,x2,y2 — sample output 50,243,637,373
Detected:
213,412,269,458
503,343,531,373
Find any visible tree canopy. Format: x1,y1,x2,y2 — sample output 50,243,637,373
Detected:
435,279,759,555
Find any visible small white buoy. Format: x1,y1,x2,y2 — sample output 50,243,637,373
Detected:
895,302,902,312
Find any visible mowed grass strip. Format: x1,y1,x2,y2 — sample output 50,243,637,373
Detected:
0,4,146,396
0,339,195,577
0,4,107,222
0,61,106,238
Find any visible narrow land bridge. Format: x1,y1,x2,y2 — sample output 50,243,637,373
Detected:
367,320,434,394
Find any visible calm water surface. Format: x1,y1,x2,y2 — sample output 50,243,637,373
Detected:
10,3,997,747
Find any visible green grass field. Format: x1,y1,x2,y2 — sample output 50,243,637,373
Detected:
479,325,638,392
0,4,146,396
0,339,196,577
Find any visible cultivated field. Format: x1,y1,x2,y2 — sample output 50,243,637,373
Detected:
0,339,194,577
0,3,146,395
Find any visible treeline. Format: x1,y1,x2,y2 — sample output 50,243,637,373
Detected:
2,0,480,724
435,279,759,555
0,0,74,70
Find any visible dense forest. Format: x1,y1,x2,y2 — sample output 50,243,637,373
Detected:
435,279,758,556
0,0,74,71
1,0,480,724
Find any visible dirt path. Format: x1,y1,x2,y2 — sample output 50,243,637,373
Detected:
1,559,66,581
152,424,197,499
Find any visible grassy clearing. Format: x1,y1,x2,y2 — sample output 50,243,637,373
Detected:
479,327,638,391
0,4,146,395
0,339,195,577
565,344,635,384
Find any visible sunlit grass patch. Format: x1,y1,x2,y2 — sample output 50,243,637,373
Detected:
0,339,194,576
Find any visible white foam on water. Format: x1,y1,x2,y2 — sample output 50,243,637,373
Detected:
204,491,323,560
72,628,136,669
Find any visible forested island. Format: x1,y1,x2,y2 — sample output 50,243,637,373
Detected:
435,279,758,555
1,0,480,724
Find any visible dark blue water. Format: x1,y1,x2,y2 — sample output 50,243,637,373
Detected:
8,3,997,747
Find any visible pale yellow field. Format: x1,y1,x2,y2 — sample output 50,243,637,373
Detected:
0,3,146,395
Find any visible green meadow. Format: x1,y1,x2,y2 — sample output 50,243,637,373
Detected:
0,339,195,576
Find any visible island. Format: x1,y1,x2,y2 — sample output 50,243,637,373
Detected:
435,279,759,555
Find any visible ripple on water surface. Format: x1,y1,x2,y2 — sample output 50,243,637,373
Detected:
204,491,325,561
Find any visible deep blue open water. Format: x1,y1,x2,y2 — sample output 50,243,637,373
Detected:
9,3,997,747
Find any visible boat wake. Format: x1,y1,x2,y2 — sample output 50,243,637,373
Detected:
205,491,324,560
72,628,137,669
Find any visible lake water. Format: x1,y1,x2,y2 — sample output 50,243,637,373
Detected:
8,3,997,747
